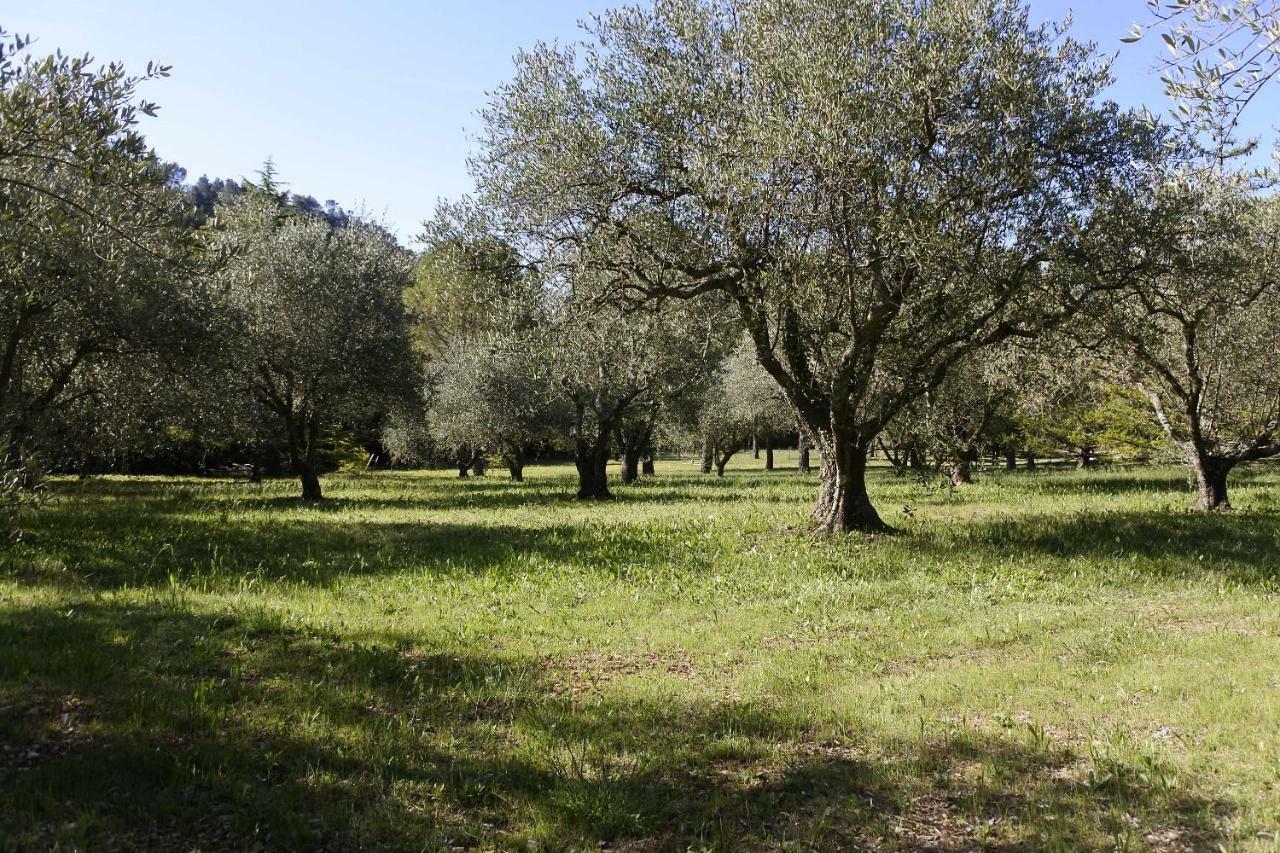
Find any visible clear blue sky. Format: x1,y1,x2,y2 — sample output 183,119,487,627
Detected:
9,1,1276,242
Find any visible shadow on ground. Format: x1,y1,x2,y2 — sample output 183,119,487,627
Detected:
15,472,1280,592
57,469,795,512
10,474,805,591
0,600,1225,851
8,512,696,590
903,508,1280,587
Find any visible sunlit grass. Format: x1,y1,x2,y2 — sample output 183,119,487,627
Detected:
1,456,1278,850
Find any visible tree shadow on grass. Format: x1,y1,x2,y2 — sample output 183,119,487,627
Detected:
8,514,696,591
968,461,1280,500
229,489,772,514
0,600,1227,851
906,508,1280,587
56,473,786,516
989,470,1196,495
11,476,795,594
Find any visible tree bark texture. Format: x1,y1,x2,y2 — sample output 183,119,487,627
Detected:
812,431,890,533
620,448,641,484
575,434,612,500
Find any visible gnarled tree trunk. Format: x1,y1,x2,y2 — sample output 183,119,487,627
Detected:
700,435,714,474
713,443,739,477
575,433,612,500
1183,449,1232,511
1143,388,1256,513
615,419,654,485
297,461,323,502
764,436,774,470
812,430,890,534
620,447,641,484
285,411,324,502
949,444,978,486
504,447,525,482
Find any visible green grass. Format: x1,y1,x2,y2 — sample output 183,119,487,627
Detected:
2,455,1279,850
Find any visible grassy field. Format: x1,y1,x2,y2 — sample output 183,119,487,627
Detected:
1,455,1278,851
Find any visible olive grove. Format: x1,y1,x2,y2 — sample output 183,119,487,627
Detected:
2,2,1278,528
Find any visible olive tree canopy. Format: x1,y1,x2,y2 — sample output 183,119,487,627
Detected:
0,30,204,466
468,0,1147,531
426,333,568,482
1094,177,1280,510
544,287,724,500
216,193,417,501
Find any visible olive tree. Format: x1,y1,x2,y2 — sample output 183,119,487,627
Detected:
1097,179,1279,510
903,356,1021,486
217,195,417,501
426,333,567,481
1106,1,1280,509
728,342,794,471
697,386,754,477
614,296,733,483
419,217,733,497
469,0,1145,531
543,289,722,500
0,30,202,466
614,409,660,483
695,340,792,475
381,401,435,468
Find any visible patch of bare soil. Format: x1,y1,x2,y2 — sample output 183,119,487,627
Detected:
1136,604,1276,638
539,649,696,698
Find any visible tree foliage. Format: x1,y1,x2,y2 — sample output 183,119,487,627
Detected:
695,340,793,476
1126,0,1280,147
0,27,206,482
468,0,1149,531
1094,175,1280,509
213,188,417,500
545,288,725,499
426,333,567,481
